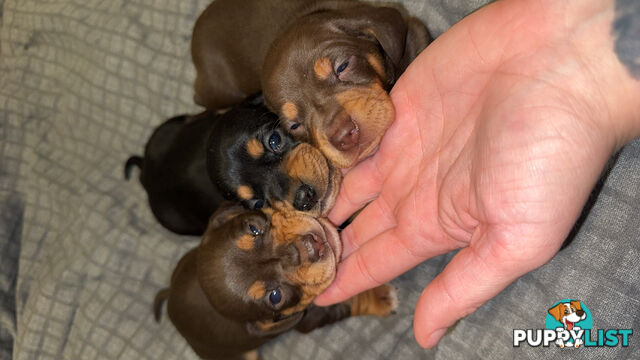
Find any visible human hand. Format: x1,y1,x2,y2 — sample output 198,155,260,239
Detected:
315,0,640,348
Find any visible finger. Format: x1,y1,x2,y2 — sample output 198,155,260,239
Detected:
315,227,453,306
328,156,384,226
413,235,559,348
339,195,396,259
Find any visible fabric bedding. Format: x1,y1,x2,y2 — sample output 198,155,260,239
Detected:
1,0,639,359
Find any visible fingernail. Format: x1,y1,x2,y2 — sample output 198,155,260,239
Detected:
423,328,447,348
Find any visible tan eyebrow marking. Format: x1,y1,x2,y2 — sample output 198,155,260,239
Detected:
246,138,264,158
281,102,298,120
236,234,254,250
313,57,332,80
367,53,386,81
237,185,254,200
248,281,266,299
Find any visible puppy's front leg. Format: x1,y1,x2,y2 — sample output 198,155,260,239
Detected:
294,284,397,333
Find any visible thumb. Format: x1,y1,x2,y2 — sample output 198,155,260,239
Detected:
413,232,560,348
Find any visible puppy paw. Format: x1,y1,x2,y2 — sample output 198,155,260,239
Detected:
348,284,398,317
243,349,261,360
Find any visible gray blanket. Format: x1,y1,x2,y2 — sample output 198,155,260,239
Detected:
1,0,639,359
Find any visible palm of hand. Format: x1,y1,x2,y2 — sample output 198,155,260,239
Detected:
317,0,616,348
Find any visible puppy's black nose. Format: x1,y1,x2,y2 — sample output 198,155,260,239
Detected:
293,184,317,211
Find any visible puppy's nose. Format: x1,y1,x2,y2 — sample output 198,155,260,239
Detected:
576,310,584,317
329,113,359,151
293,184,317,211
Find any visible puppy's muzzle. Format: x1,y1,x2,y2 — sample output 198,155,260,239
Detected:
294,232,327,263
329,112,359,151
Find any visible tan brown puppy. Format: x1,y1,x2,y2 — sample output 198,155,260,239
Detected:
261,4,430,168
192,1,429,166
154,204,397,359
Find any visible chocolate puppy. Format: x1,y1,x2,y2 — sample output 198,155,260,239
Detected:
261,4,431,168
124,96,340,236
154,204,397,359
190,0,429,167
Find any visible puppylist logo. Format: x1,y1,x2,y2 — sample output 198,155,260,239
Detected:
513,299,633,348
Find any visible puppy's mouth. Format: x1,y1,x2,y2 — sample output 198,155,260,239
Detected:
316,162,340,216
299,232,327,263
318,217,342,262
322,84,394,168
294,218,341,265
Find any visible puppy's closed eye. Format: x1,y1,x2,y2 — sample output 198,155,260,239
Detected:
334,56,354,80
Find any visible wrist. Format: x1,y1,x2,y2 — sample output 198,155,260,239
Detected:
556,0,640,148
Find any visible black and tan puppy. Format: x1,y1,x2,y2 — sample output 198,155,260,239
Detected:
124,96,340,236
191,0,430,168
154,204,397,359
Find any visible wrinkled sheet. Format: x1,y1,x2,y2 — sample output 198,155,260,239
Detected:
1,0,639,358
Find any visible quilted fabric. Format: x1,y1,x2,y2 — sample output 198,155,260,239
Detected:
1,0,638,359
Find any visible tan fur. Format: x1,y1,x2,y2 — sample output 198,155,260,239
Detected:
237,185,254,200
548,303,565,322
347,285,396,317
334,81,393,159
255,319,280,332
280,262,335,315
570,300,582,311
243,350,260,360
268,207,310,246
311,126,353,169
313,57,333,80
246,138,264,158
248,281,266,300
281,292,315,316
284,144,328,191
236,234,255,251
281,102,298,120
367,53,386,81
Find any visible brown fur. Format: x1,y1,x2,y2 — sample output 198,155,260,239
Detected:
262,2,431,168
154,205,397,359
191,0,429,166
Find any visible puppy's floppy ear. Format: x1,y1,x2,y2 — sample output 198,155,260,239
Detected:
205,202,246,233
333,6,407,69
548,303,565,322
570,300,582,311
331,6,430,78
246,311,305,337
